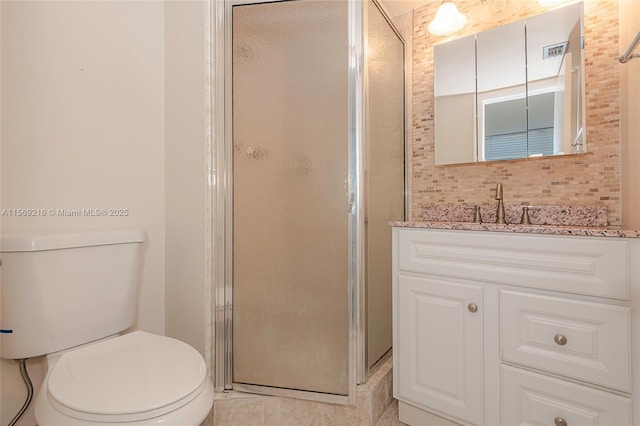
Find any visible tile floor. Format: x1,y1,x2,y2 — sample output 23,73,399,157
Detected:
206,395,407,426
374,400,407,426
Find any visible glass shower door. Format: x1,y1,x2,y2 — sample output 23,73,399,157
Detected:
365,0,406,373
231,0,351,398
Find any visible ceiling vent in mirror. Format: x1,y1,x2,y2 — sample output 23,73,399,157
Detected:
543,41,568,59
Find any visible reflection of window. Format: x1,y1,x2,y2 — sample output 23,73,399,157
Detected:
485,128,554,160
484,92,555,161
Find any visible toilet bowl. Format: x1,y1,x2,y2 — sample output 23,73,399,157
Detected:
34,331,214,425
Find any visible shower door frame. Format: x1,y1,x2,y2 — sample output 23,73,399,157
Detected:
211,0,407,406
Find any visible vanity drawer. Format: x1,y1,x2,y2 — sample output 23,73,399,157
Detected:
501,365,631,426
501,290,631,392
396,229,629,299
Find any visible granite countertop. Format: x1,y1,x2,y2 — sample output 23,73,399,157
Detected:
390,204,640,237
390,221,640,238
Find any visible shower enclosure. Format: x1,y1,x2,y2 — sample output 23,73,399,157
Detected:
214,0,406,404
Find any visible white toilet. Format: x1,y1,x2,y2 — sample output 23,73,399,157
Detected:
0,229,214,425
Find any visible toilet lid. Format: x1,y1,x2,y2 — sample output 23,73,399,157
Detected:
48,331,207,421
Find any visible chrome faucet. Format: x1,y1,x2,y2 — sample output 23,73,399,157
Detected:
495,182,507,224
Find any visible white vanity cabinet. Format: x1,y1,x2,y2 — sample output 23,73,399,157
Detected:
392,227,640,426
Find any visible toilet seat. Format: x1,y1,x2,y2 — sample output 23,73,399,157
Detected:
46,331,208,423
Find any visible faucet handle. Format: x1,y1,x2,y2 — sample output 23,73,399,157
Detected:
473,206,482,223
495,182,503,200
495,182,507,224
520,206,531,225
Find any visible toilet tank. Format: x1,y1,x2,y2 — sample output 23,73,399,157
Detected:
0,229,146,359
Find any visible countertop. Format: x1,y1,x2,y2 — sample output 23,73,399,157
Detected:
390,221,640,238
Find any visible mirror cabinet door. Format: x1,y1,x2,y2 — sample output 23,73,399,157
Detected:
526,2,584,156
476,20,527,162
434,35,477,165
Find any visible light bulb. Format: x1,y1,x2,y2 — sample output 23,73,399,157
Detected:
428,2,467,36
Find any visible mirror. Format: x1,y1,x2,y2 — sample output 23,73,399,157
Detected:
477,20,527,161
434,2,585,165
434,35,476,164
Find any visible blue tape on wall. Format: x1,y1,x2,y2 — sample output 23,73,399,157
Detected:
0,329,13,333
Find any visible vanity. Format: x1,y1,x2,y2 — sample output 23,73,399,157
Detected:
392,221,640,425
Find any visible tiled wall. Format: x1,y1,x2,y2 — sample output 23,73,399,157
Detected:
411,0,621,226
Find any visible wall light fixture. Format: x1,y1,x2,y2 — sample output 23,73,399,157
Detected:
428,2,467,37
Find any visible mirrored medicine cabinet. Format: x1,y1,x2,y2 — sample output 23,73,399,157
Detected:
434,2,585,165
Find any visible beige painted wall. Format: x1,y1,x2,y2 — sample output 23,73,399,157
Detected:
620,0,640,228
0,0,166,330
164,0,208,359
0,1,209,424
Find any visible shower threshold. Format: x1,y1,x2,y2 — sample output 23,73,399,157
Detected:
211,356,393,426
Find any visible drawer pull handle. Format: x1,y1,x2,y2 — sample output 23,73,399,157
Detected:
555,417,568,426
554,334,568,346
468,303,478,313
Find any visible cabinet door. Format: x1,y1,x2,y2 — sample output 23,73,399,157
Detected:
395,274,483,425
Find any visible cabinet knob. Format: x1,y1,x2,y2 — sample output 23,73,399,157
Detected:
468,303,478,313
555,417,568,426
554,334,568,346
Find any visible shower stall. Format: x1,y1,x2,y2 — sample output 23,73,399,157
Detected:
213,0,406,405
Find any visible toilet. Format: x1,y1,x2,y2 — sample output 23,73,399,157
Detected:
0,230,214,425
